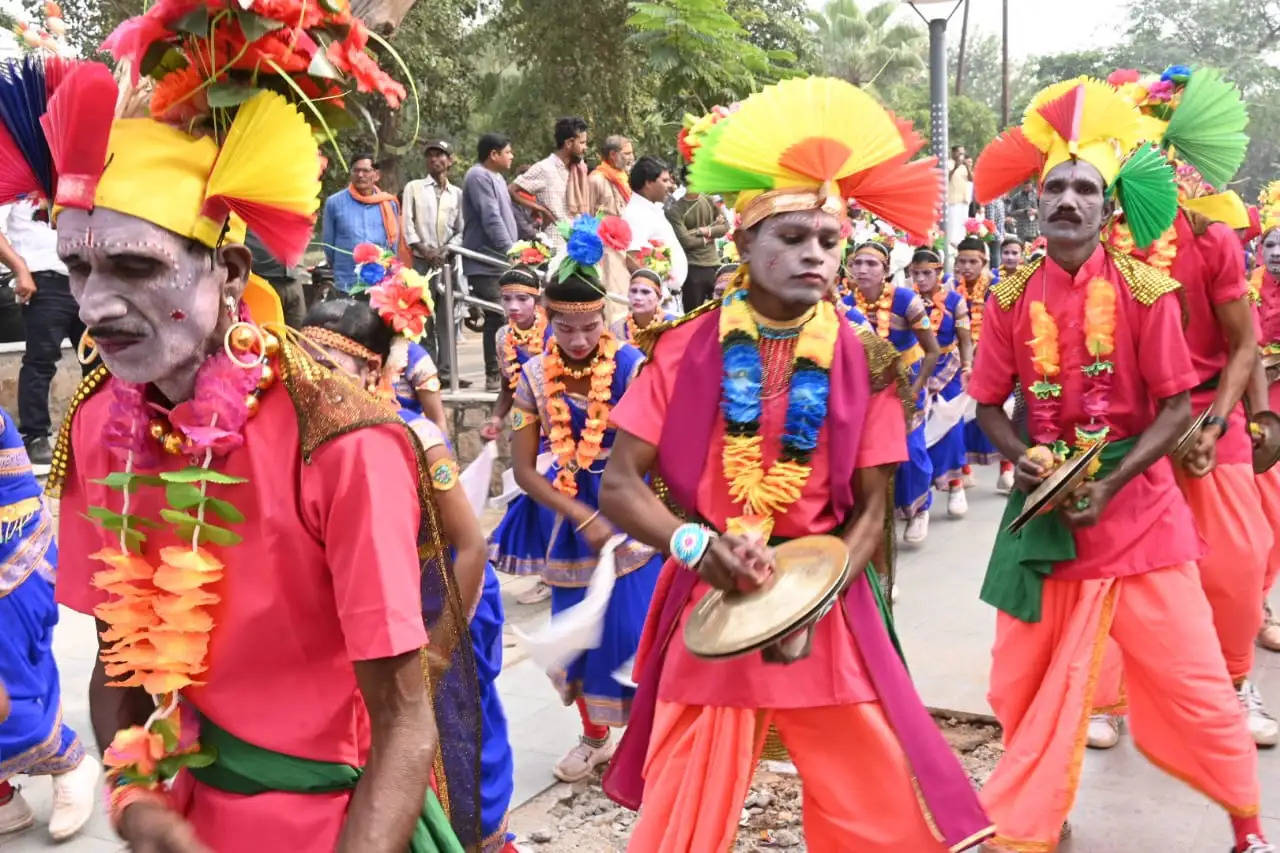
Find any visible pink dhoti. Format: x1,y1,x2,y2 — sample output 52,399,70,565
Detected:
982,563,1259,852
1256,465,1280,600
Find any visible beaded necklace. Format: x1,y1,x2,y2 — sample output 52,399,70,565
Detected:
853,282,893,339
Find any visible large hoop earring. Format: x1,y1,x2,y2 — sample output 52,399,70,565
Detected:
223,322,267,369
76,331,98,365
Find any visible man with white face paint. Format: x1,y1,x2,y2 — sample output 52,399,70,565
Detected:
30,54,480,853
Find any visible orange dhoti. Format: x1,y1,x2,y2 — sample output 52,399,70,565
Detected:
1174,462,1273,680
1255,465,1280,600
628,700,957,853
982,563,1259,852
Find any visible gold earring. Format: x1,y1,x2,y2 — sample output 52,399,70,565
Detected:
223,321,266,369
76,331,98,365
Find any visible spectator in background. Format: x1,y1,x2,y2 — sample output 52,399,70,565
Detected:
0,200,86,473
666,169,729,311
998,235,1024,277
1006,179,1040,241
511,116,590,248
622,156,687,306
321,154,404,292
946,144,973,246
462,132,519,391
509,163,541,241
985,196,1007,239
589,135,635,310
246,231,305,327
402,138,464,384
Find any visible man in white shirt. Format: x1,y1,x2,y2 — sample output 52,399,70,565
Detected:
401,138,464,382
621,156,686,317
0,200,82,472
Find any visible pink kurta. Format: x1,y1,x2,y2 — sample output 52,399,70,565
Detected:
57,382,428,851
610,316,908,709
969,246,1203,580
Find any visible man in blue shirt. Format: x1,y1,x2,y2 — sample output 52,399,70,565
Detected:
321,154,403,292
462,133,517,389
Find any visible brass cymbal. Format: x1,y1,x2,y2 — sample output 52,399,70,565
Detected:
1006,440,1107,535
683,535,850,660
1171,409,1210,465
1253,410,1280,474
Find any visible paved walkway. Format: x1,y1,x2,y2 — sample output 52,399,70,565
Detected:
7,463,1280,850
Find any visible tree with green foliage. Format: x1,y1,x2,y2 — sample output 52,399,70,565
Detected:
727,0,816,69
806,0,924,95
892,87,997,162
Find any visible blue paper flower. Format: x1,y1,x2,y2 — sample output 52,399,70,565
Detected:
1161,64,1192,83
567,230,604,266
359,262,386,285
571,213,601,233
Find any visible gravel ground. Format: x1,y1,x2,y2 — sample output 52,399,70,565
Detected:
507,716,1002,851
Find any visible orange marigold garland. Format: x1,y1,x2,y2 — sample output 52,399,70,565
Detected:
503,309,547,390
1107,220,1177,274
928,289,948,331
955,269,991,342
854,282,894,339
544,331,619,496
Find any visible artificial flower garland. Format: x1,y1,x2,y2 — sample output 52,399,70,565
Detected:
954,270,990,342
1107,221,1177,274
625,312,660,343
544,332,619,497
503,309,547,391
854,282,894,339
928,289,949,333
720,277,838,541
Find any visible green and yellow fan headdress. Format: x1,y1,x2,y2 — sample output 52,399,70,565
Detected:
687,76,939,237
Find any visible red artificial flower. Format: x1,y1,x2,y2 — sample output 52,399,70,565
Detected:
1107,69,1141,87
100,0,201,82
519,248,544,265
150,66,209,124
353,243,382,264
370,281,429,338
838,218,854,240
676,128,693,164
983,219,996,233
326,21,405,108
598,215,631,251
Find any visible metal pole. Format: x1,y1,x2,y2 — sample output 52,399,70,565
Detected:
1001,0,1010,127
929,16,950,264
439,260,459,395
954,0,969,97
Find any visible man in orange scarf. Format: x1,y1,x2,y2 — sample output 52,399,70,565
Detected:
589,135,634,318
321,153,408,293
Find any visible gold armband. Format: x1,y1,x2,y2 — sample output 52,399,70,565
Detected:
429,458,459,492
510,408,537,432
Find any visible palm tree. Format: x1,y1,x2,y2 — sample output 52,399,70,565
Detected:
807,0,925,95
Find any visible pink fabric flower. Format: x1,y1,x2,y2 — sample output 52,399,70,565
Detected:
1107,69,1141,87
352,243,382,264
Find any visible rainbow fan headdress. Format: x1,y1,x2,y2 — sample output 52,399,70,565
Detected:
686,76,941,240
974,76,1178,248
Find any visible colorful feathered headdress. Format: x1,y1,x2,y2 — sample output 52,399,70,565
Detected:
687,76,941,242
974,75,1177,248
1260,181,1280,238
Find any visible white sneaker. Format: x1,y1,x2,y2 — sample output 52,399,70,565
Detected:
1086,714,1120,749
1240,835,1276,852
947,487,968,518
515,580,551,606
996,467,1015,495
1258,605,1280,652
0,788,34,834
49,753,100,841
1238,679,1279,747
904,512,929,545
552,736,615,783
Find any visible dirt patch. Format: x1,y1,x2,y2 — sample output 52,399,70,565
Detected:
507,716,1001,851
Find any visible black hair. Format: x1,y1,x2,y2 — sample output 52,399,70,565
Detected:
554,116,589,149
352,153,379,169
854,241,891,266
477,133,511,164
499,265,543,289
629,155,669,193
544,271,606,315
911,248,942,266
302,299,393,360
630,268,663,288
1000,235,1023,250
956,236,988,254
715,263,740,280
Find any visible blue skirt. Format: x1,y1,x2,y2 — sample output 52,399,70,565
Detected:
929,373,968,487
895,424,934,517
966,417,1001,465
0,575,83,781
549,553,662,727
470,564,514,852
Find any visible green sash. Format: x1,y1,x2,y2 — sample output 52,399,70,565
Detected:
190,718,463,853
981,437,1136,623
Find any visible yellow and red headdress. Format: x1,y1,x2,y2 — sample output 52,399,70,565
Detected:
1260,182,1280,239
686,76,941,242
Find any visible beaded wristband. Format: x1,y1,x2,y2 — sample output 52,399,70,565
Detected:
107,781,170,831
670,522,715,568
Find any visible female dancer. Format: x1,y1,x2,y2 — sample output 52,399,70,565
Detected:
611,268,678,343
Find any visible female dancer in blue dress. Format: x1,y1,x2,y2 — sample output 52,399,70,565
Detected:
301,299,516,852
844,240,941,545
610,268,678,343
909,248,974,519
489,263,662,783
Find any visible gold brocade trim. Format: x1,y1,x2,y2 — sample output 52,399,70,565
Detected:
1106,246,1182,307
986,835,1054,853
909,774,946,844
855,324,915,425
0,705,83,779
44,364,110,499
1133,741,1259,818
950,825,998,852
990,258,1045,311
0,496,38,525
546,298,605,314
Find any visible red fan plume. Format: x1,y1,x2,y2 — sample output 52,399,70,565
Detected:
1036,84,1084,145
974,128,1044,204
838,156,942,243
886,110,926,160
43,57,82,98
0,118,41,204
40,62,116,210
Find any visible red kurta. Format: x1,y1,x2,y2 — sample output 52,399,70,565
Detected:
610,316,908,709
969,245,1204,580
57,381,428,851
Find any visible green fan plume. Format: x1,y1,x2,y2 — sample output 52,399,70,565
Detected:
1161,68,1249,189
687,117,773,195
1111,143,1179,249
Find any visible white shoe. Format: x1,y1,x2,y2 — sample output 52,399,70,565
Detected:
0,788,34,834
1086,714,1120,749
947,487,968,518
552,736,615,783
904,512,929,545
1240,835,1276,852
515,580,551,605
996,467,1014,495
1258,605,1280,652
1238,679,1279,747
49,753,100,841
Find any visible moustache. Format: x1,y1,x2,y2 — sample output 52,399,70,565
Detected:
1048,208,1081,223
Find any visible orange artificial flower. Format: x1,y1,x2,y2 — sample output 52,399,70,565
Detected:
104,726,167,778
150,66,209,125
1028,301,1061,378
1084,278,1117,358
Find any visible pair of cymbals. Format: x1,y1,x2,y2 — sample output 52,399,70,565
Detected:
683,535,850,660
1005,441,1107,535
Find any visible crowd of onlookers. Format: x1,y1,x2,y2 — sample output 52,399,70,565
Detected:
947,144,1040,248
